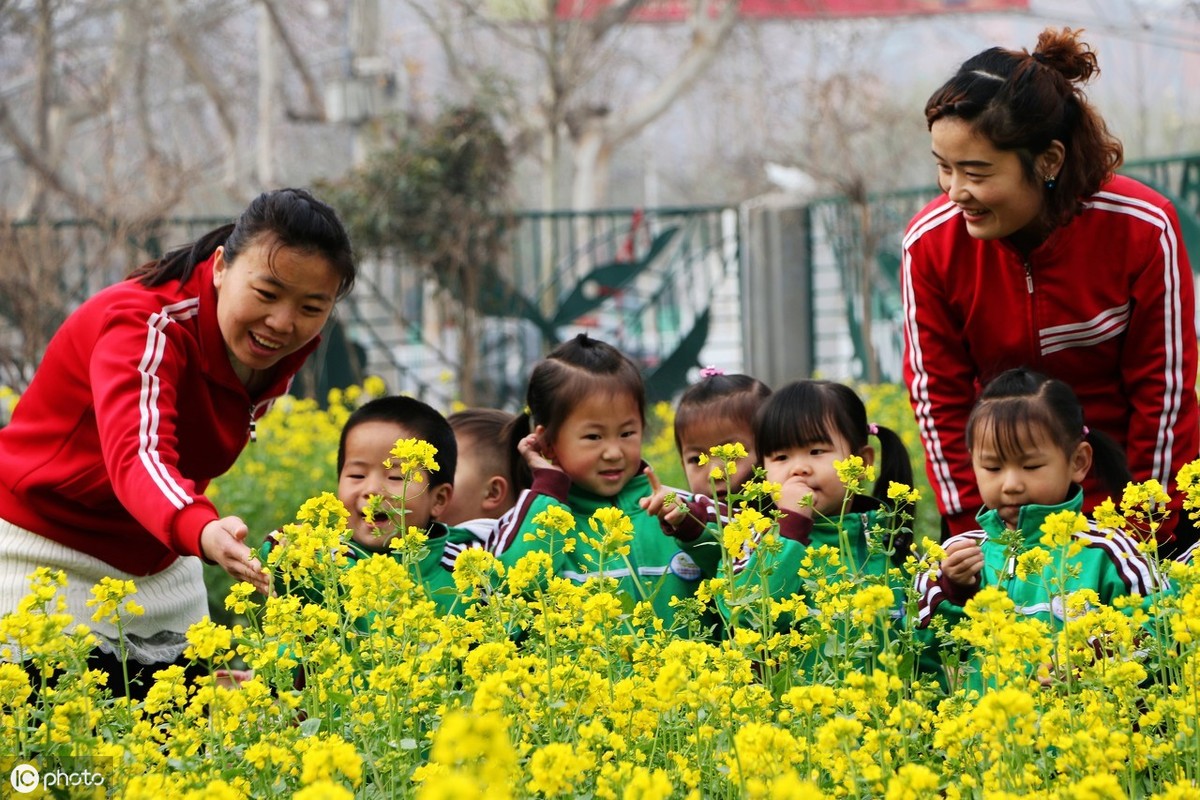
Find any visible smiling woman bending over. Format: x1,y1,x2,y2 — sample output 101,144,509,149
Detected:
901,27,1198,555
0,188,356,697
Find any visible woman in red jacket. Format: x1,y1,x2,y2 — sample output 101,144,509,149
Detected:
902,27,1198,555
0,188,356,696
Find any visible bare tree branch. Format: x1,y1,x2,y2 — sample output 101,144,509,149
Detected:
260,0,327,122
161,0,242,191
0,100,108,221
603,0,738,146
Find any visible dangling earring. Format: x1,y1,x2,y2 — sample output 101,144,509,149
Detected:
1044,174,1057,190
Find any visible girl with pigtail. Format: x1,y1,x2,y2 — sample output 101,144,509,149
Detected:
915,368,1161,691
724,379,921,599
661,379,942,681
488,334,712,630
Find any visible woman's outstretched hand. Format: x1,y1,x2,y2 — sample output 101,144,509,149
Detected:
200,516,271,596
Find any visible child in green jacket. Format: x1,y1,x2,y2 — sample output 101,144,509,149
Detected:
916,368,1161,692
266,395,484,620
489,334,712,631
711,380,938,682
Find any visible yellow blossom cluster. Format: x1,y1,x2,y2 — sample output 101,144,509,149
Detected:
3,383,1200,797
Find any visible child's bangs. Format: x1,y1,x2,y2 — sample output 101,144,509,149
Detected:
675,397,751,441
562,369,642,420
757,404,836,455
970,399,1056,460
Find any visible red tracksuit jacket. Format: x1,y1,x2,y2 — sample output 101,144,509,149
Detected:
902,174,1198,540
0,255,317,575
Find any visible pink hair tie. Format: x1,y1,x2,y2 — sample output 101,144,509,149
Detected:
868,423,879,436
1082,425,1090,437
700,366,725,378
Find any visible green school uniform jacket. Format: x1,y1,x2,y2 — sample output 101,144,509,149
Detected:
490,467,716,628
716,496,941,681
915,487,1160,689
916,487,1159,629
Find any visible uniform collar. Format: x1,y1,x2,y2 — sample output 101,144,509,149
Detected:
566,462,653,515
975,484,1084,546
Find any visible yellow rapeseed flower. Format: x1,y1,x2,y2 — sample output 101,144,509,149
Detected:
722,506,773,561
384,437,439,479
885,763,942,800
299,734,363,787
532,504,577,538
834,455,876,494
709,442,748,463
1121,479,1172,538
86,577,139,624
1015,547,1053,580
183,617,233,663
589,507,634,555
850,584,896,625
0,661,32,706
293,781,355,800
526,742,594,797
886,481,921,504
1039,509,1089,552
362,375,387,398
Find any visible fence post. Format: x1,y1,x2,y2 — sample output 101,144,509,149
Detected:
740,200,812,387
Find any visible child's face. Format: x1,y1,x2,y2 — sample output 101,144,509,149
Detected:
338,420,452,549
543,391,643,498
678,418,757,500
970,423,1091,530
440,432,510,524
762,427,871,517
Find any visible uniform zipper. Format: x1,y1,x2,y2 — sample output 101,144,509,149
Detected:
1023,259,1034,294
249,404,257,443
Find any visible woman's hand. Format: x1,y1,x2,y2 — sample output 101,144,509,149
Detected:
200,516,271,596
517,426,560,472
940,538,984,589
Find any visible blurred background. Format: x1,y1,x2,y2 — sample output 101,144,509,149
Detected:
5,0,1197,620
1,0,1197,406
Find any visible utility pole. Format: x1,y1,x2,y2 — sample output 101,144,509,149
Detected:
326,0,393,166
257,2,278,186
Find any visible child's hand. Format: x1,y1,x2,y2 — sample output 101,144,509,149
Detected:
776,480,816,520
640,466,698,539
517,427,560,472
940,538,983,589
638,466,671,515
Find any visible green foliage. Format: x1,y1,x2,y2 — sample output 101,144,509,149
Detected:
320,105,513,299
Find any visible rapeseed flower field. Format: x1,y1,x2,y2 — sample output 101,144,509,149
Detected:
2,382,1199,798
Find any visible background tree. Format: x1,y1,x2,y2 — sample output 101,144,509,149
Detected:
323,105,516,406
0,0,340,219
402,0,739,211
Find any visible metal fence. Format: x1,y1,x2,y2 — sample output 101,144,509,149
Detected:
3,152,1197,401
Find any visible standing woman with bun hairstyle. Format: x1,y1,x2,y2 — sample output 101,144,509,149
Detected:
902,28,1198,555
0,188,356,697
